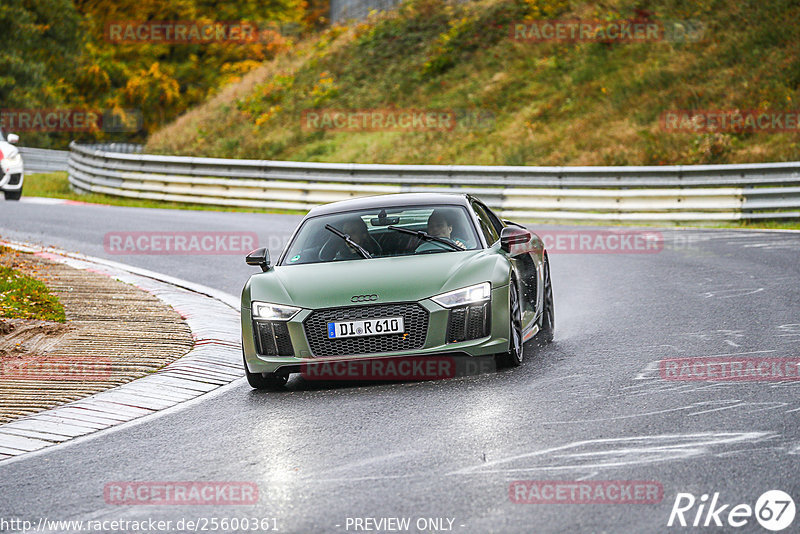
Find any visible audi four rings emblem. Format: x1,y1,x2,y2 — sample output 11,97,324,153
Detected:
351,294,378,302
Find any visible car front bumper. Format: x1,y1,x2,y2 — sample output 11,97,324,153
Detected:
241,284,511,376
0,162,23,191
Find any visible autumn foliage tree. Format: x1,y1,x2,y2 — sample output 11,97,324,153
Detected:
5,0,325,146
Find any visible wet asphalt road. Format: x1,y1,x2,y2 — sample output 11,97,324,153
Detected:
0,199,799,533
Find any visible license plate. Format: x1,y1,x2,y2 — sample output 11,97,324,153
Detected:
327,317,404,339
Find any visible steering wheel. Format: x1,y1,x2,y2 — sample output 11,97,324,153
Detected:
318,237,345,261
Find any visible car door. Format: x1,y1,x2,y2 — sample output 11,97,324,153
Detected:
472,201,539,331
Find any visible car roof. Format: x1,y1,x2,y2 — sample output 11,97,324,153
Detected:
306,192,473,217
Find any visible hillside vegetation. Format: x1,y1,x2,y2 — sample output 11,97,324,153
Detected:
2,0,326,147
147,0,800,166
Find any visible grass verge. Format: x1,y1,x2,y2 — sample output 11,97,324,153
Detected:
22,172,304,214
0,248,66,322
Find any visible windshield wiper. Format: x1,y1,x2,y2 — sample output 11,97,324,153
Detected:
324,224,372,259
387,225,462,251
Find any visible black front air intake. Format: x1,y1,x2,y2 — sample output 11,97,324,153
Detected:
446,302,490,343
254,320,294,356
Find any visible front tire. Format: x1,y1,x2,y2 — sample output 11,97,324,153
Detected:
496,277,523,368
243,353,288,390
4,190,21,201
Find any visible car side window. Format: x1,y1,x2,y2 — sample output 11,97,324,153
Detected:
480,203,505,236
472,203,500,245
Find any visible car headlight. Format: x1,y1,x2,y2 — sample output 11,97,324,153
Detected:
4,153,22,166
251,301,300,321
432,282,491,308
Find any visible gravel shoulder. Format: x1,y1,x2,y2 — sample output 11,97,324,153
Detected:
0,249,193,424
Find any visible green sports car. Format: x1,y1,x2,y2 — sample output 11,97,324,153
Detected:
241,193,554,389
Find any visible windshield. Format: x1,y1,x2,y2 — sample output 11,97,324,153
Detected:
280,204,481,265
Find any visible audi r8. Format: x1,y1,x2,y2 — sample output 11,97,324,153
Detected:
241,193,554,389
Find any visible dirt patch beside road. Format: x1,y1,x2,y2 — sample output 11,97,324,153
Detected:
0,318,71,359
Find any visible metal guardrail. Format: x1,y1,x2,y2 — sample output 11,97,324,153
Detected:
19,144,141,174
331,0,400,22
67,142,800,221
74,143,144,154
19,147,70,173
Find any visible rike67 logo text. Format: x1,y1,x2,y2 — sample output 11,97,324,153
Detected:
668,490,795,531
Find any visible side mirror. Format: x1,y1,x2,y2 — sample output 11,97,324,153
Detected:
6,133,18,144
246,248,271,271
500,226,531,252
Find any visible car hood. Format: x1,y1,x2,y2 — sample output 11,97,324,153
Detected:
244,249,506,309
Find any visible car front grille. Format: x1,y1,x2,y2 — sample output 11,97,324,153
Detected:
446,302,491,343
254,320,294,356
304,303,428,357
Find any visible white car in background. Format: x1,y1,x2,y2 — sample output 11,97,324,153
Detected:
0,128,23,200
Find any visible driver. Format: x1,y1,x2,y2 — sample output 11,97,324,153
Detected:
330,216,382,258
416,210,466,252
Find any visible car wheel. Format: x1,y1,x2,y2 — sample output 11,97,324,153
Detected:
243,353,288,390
4,190,21,201
536,254,555,345
497,276,523,368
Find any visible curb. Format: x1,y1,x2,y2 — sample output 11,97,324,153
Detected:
0,239,243,462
